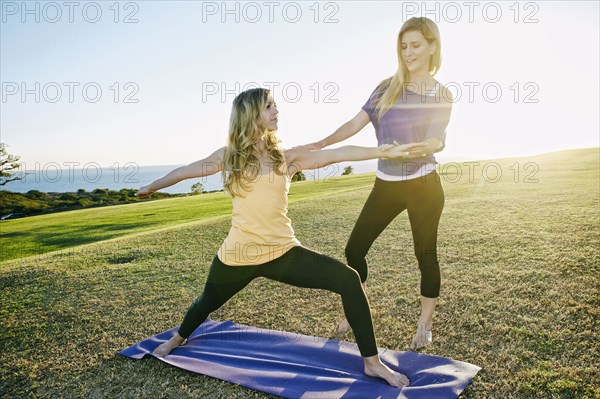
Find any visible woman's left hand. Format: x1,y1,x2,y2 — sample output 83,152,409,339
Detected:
403,139,443,157
406,144,431,157
379,143,410,159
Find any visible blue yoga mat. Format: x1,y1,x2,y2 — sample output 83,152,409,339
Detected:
120,319,480,399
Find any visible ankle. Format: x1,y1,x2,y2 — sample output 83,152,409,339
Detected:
418,319,433,330
363,355,382,367
171,334,186,345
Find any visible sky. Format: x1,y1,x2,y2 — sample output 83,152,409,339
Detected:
1,0,599,170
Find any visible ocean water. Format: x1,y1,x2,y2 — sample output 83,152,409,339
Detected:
4,164,220,194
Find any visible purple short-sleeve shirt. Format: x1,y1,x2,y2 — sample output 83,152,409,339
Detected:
362,82,452,177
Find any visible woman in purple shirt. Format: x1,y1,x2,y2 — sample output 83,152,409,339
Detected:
302,17,453,350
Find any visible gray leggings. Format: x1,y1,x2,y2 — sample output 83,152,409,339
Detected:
178,246,379,357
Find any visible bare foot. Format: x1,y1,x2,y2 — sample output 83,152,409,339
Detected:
410,321,432,350
364,357,409,388
153,334,186,357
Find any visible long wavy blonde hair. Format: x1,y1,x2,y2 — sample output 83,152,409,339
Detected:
373,17,442,121
223,88,285,197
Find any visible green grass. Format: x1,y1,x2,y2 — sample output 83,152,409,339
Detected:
1,148,599,398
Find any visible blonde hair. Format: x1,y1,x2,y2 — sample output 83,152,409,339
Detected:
373,17,442,121
223,88,285,197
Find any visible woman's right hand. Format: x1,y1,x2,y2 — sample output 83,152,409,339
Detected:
135,185,155,199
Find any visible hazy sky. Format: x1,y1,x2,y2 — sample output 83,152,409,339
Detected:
2,1,599,169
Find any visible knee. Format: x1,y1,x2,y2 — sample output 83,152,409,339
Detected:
344,244,355,262
336,267,363,294
345,244,366,268
343,242,369,282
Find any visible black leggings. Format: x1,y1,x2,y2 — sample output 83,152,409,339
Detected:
178,246,378,357
345,171,445,298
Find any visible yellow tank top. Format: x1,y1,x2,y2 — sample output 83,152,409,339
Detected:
217,164,302,266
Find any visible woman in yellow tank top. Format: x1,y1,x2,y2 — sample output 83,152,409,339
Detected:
136,88,415,388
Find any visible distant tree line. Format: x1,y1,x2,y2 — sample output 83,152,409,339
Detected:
0,188,188,217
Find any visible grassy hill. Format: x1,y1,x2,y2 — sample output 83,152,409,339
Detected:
1,148,598,398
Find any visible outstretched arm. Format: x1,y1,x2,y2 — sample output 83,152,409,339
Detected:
298,110,370,150
135,147,225,198
285,144,412,173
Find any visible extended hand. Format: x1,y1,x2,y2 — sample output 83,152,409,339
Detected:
135,185,155,199
402,139,442,157
405,143,432,157
379,143,409,159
